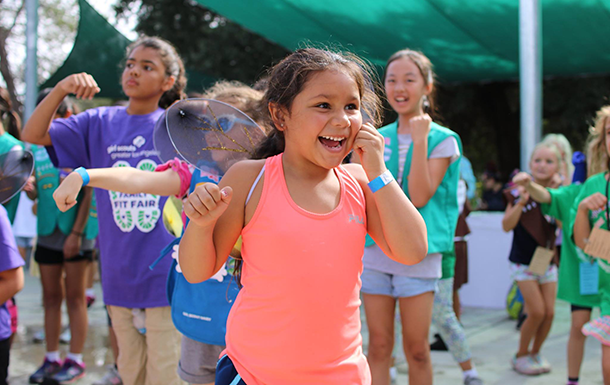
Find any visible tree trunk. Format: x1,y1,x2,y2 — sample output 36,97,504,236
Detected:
0,28,23,113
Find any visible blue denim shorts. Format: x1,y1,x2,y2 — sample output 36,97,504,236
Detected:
361,268,438,298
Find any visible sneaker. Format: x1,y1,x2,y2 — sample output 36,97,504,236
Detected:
511,355,543,375
464,375,484,385
86,294,96,308
430,333,448,351
51,358,85,384
32,329,45,343
93,365,123,385
29,358,63,384
532,353,551,373
59,327,71,344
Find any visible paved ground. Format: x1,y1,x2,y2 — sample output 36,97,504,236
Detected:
7,272,605,384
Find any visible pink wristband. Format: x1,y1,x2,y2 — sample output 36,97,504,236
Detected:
155,158,192,198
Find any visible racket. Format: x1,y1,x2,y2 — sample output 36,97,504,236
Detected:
165,99,266,177
0,148,34,204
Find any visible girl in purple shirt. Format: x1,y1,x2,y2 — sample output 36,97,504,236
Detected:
23,36,187,385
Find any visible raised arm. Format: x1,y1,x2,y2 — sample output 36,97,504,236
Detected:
406,115,451,208
22,74,100,145
512,172,551,204
574,192,607,250
54,167,182,212
351,123,427,265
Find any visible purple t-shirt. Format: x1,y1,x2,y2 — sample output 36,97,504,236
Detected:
47,106,174,308
0,205,24,340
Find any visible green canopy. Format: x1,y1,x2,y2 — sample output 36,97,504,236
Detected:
194,0,610,82
42,0,215,98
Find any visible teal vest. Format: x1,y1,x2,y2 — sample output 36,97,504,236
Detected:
0,133,24,223
365,121,462,254
33,146,98,239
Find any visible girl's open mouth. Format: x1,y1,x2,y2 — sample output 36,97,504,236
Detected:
319,135,346,152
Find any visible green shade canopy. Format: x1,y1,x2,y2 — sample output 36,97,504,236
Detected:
194,0,610,83
42,0,215,98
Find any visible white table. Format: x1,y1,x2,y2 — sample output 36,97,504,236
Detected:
459,212,514,309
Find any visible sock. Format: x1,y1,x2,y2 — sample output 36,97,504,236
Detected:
85,288,95,297
45,351,61,363
462,368,479,380
66,352,83,364
567,377,579,385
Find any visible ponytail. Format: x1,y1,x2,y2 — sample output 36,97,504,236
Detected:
252,130,285,159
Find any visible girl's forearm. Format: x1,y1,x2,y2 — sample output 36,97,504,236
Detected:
574,208,592,250
374,182,428,264
179,223,222,283
407,139,433,207
502,203,524,232
525,182,551,204
22,87,68,145
85,167,181,197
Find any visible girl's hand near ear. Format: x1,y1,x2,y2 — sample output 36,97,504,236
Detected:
409,114,432,144
58,73,101,100
353,123,386,179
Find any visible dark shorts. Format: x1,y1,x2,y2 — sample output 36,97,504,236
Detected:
34,244,93,265
571,304,593,313
0,337,9,385
215,355,246,385
453,241,469,291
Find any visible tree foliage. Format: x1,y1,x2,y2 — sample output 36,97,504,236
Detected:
115,0,289,86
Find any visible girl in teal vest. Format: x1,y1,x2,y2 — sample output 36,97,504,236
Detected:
360,50,476,385
0,87,24,223
28,91,98,384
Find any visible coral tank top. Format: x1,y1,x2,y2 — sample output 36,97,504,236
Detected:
225,154,371,384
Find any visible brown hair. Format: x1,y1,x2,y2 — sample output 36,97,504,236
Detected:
125,36,187,109
202,81,268,131
384,49,437,117
254,48,382,159
0,88,21,140
586,105,610,176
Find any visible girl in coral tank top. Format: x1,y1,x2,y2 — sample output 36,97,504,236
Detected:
179,48,428,385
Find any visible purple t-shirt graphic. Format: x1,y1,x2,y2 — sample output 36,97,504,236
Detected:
0,205,24,340
47,106,174,308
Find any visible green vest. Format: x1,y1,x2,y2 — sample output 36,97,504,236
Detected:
0,133,24,223
365,121,462,254
32,146,98,239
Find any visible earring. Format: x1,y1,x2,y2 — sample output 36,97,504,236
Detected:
280,123,284,127
422,96,430,109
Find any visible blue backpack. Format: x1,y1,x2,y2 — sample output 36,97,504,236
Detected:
151,169,240,345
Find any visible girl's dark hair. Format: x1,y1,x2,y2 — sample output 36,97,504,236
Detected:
125,36,187,109
0,88,21,140
36,88,74,117
384,49,437,118
254,48,383,159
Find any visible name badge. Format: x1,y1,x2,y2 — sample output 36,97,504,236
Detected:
580,261,599,295
584,227,610,261
528,247,554,275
